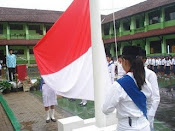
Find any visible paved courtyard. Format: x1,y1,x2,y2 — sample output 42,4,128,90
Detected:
3,92,73,131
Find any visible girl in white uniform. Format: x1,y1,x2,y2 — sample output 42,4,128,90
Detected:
102,46,152,131
41,78,57,123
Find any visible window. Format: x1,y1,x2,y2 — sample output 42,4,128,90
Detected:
165,5,175,21
46,25,52,32
150,40,161,54
166,39,175,53
104,23,110,35
104,43,111,55
13,49,24,55
9,24,23,30
0,24,3,34
115,20,120,32
123,18,131,31
149,10,160,24
29,25,43,35
135,14,144,28
29,49,34,54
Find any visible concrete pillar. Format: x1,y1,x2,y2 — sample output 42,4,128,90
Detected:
25,24,29,40
6,23,10,40
145,39,150,55
119,21,123,36
130,16,136,34
144,13,149,32
109,22,114,36
160,8,165,29
42,24,46,35
26,47,30,65
161,37,166,54
110,43,115,57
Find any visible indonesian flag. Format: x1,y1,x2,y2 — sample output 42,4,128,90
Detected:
34,0,94,100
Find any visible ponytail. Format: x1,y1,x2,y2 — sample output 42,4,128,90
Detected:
131,56,145,90
123,55,145,90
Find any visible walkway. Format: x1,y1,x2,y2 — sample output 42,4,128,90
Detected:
3,92,73,131
0,103,13,131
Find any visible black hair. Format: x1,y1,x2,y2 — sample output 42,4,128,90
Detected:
118,55,122,58
9,49,13,51
123,55,145,90
122,46,145,90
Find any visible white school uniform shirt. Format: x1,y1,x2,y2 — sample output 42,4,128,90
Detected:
102,72,153,119
145,59,149,67
117,61,126,79
145,67,160,117
158,59,161,66
147,58,152,66
160,59,165,66
171,58,175,65
165,59,172,66
108,60,115,84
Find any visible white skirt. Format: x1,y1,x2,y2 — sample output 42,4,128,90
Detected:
42,84,58,107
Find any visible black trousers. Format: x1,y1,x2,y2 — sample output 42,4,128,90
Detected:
8,68,16,81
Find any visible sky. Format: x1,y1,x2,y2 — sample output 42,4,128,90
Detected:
0,0,146,15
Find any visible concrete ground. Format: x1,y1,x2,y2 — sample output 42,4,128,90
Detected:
0,103,14,131
3,92,73,131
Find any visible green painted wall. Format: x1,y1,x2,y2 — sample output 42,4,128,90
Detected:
102,3,175,56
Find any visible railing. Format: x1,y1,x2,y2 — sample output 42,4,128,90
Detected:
134,27,145,33
10,34,26,39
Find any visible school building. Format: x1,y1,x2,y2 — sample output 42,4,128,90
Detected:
102,0,175,57
0,0,175,65
0,7,63,65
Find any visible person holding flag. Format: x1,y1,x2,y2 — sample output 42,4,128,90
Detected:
102,46,153,131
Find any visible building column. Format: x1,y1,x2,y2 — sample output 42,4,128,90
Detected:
145,39,150,55
42,24,46,35
161,37,166,54
119,21,123,36
25,24,29,40
6,23,10,40
110,43,115,57
26,47,30,65
144,12,149,32
109,22,114,37
160,8,165,29
130,16,136,34
120,43,124,54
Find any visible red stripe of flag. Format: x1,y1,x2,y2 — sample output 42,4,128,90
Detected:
34,0,91,75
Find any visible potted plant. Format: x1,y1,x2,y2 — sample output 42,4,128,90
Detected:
0,81,12,94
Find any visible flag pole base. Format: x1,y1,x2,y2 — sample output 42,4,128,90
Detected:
57,111,117,131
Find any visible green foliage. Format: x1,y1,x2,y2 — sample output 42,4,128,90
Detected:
0,81,11,91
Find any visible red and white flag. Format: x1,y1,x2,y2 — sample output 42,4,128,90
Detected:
34,0,94,100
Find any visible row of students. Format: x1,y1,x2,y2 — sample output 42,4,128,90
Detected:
146,56,175,75
103,46,160,131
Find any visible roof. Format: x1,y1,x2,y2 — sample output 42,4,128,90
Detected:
0,7,63,23
0,7,106,24
103,0,175,24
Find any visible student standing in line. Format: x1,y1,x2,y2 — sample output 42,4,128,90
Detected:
102,46,152,131
106,54,115,84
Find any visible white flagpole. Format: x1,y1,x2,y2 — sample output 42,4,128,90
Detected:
90,0,110,128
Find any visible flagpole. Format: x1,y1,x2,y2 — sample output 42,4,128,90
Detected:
89,0,108,127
